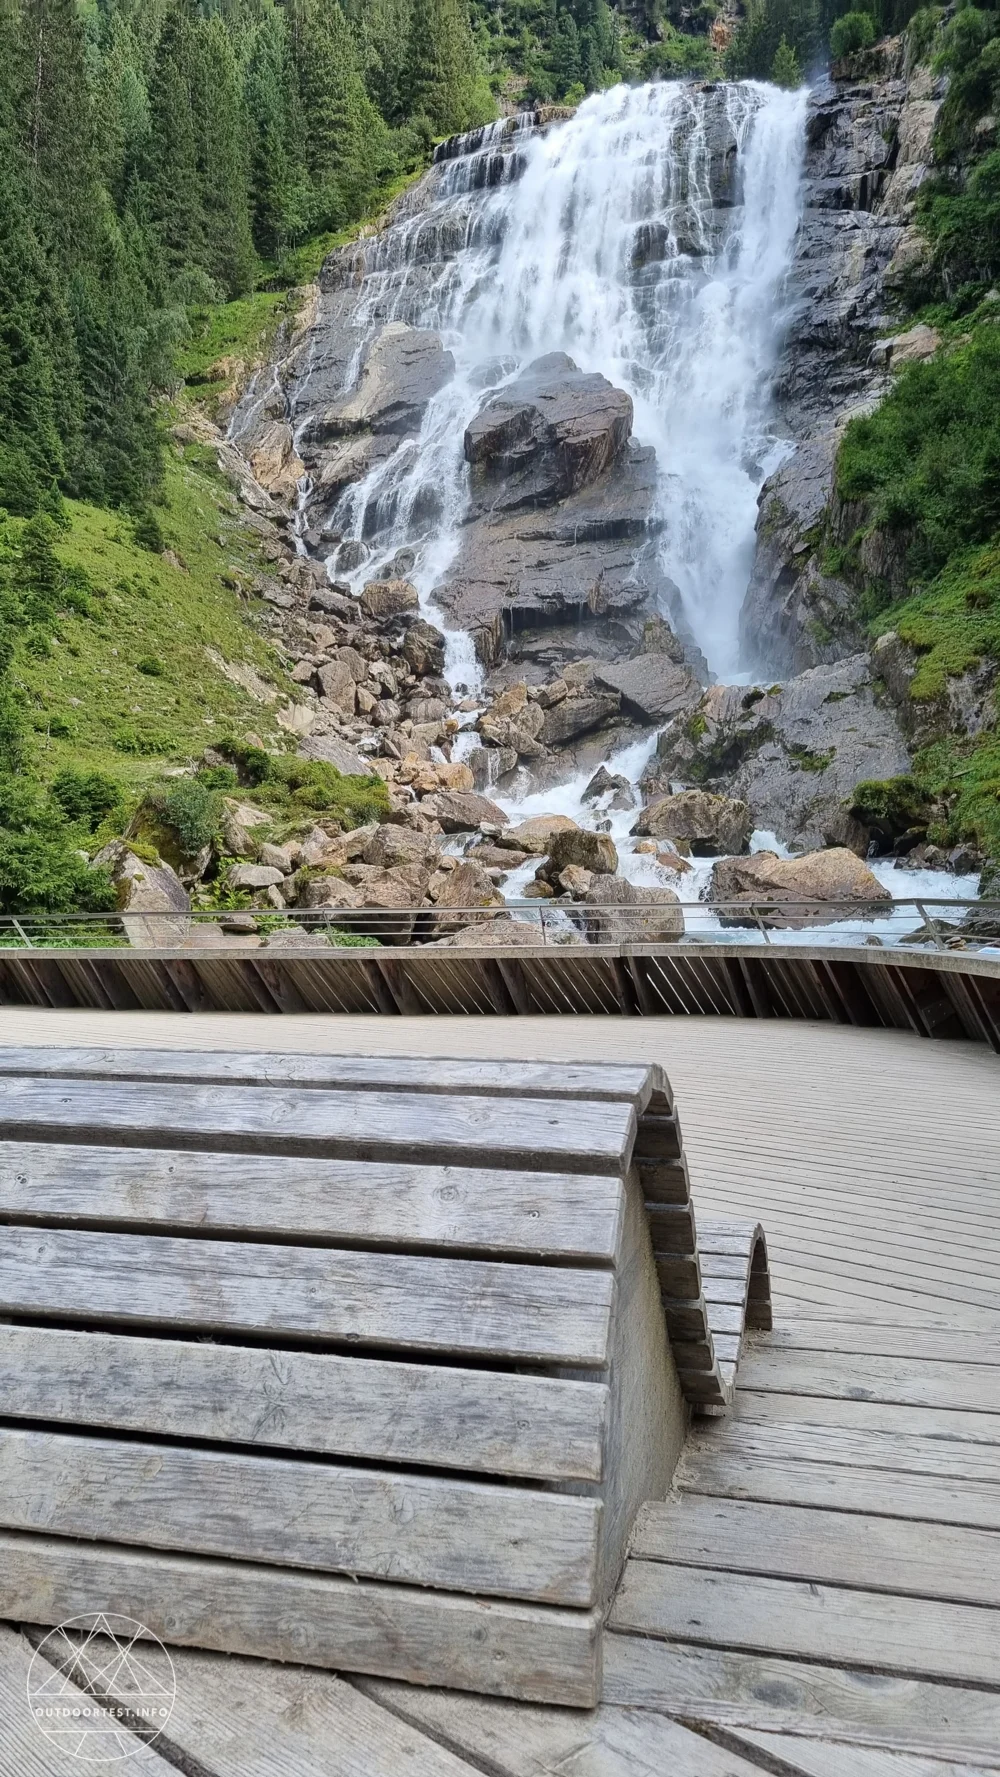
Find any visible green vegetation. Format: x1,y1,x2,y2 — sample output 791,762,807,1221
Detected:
837,328,1000,590
831,3,1000,868
830,9,876,54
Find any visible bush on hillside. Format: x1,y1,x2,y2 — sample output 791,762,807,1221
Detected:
830,10,877,55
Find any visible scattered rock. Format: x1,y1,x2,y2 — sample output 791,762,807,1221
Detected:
360,579,420,622
92,841,190,948
709,848,892,927
634,789,751,856
420,790,510,832
546,827,618,877
582,874,684,944
594,656,701,726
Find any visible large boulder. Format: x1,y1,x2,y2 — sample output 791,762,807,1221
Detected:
424,917,549,949
647,658,911,855
419,789,510,833
464,353,633,512
547,827,619,876
594,656,702,726
362,824,441,872
92,841,190,948
496,814,580,855
582,874,684,944
541,690,620,749
298,734,381,778
708,848,892,928
402,619,447,678
634,789,752,856
425,859,505,936
360,579,420,623
432,442,681,665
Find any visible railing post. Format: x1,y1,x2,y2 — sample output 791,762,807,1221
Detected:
11,918,34,949
914,900,945,950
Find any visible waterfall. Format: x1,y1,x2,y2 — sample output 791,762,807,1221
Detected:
307,79,808,688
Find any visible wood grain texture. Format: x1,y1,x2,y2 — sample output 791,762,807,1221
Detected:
735,1350,1000,1414
631,1496,1000,1608
0,1045,668,1108
610,1561,1000,1684
0,1425,601,1604
684,1417,1000,1484
0,1226,615,1364
601,1635,1000,1764
0,1324,609,1480
0,1140,625,1260
30,1634,484,1777
358,1677,772,1776
0,1622,177,1776
677,1447,1000,1530
0,1531,603,1705
731,1732,991,1777
0,1074,636,1173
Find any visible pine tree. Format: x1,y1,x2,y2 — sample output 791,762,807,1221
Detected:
404,0,493,137
552,10,582,94
771,32,802,84
190,17,256,296
294,0,393,229
145,0,205,293
351,0,412,124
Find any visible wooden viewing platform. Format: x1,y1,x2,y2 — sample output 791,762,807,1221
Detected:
1,1008,998,1774
1,936,999,1047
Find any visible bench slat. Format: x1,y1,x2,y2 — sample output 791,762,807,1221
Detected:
0,1143,624,1261
0,1531,603,1706
0,1076,634,1173
0,1427,601,1605
0,1046,669,1107
0,1227,615,1365
0,1324,609,1480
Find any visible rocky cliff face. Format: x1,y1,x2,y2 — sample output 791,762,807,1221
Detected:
739,42,945,678
222,74,938,873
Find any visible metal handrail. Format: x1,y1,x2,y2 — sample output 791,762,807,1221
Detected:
0,899,996,953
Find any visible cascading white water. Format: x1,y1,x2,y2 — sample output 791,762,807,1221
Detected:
319,79,808,687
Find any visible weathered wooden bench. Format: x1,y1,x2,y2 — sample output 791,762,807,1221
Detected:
0,1046,770,1706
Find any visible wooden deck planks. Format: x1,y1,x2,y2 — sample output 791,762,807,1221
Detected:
0,1621,179,1775
1,1011,999,1770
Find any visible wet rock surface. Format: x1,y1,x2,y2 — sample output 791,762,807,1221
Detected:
741,48,945,678
647,655,911,853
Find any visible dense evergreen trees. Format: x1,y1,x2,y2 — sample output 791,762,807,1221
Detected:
0,0,502,525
